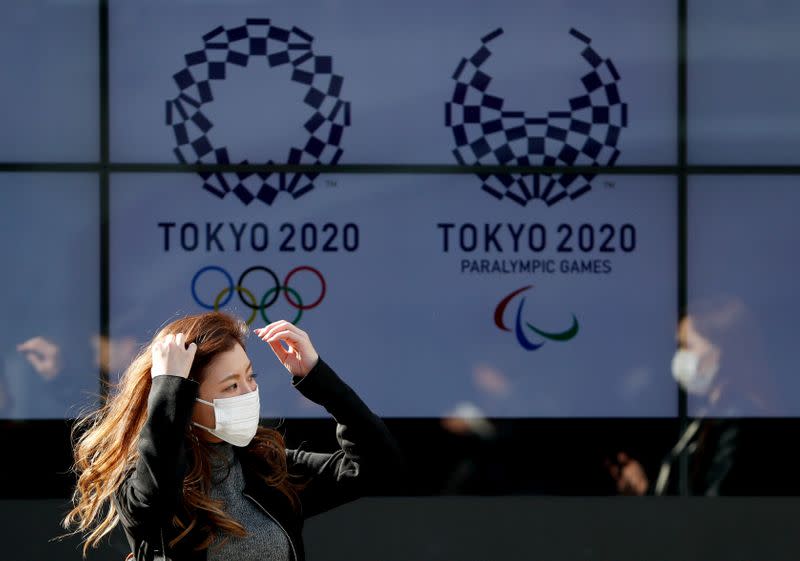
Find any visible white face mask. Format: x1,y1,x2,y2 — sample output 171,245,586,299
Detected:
671,349,719,396
193,389,260,447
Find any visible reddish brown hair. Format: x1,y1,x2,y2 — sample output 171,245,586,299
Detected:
63,311,303,555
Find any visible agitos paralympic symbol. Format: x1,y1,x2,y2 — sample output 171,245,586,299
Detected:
446,28,628,207
494,285,579,351
191,265,326,325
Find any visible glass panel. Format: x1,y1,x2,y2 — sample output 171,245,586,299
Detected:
687,175,800,417
0,173,100,418
0,0,98,162
110,0,675,164
688,0,800,164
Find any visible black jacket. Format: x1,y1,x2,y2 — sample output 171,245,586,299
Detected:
112,357,403,561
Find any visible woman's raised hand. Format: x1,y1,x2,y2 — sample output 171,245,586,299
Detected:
151,332,197,379
254,321,319,378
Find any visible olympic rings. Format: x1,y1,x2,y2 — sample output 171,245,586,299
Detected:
238,266,281,310
214,286,259,325
192,266,233,308
191,265,325,325
261,286,303,325
284,266,326,310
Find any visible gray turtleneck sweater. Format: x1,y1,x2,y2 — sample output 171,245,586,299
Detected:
206,442,291,561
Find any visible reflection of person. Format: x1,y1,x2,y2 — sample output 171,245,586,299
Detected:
438,365,553,495
608,296,776,496
1,333,137,418
63,311,403,560
1,333,85,418
16,336,62,380
0,178,100,419
16,334,137,381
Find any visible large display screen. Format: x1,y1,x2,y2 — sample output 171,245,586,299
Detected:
2,0,799,420
110,172,677,417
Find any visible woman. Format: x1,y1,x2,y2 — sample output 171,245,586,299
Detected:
63,311,403,560
607,295,779,496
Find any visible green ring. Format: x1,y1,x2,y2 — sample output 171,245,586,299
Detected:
214,286,258,325
260,286,303,325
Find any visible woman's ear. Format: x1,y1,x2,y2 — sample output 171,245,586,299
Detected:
192,383,216,430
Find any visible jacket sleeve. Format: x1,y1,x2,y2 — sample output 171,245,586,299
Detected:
112,375,199,539
286,357,405,519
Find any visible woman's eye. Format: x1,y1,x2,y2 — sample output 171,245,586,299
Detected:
226,383,238,391
249,373,258,381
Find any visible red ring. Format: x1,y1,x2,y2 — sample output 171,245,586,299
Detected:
283,266,326,310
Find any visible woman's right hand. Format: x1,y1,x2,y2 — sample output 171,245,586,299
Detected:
151,332,197,379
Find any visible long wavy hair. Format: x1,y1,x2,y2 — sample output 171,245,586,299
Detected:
63,311,304,555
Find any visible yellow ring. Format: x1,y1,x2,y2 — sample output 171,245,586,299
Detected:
214,285,258,325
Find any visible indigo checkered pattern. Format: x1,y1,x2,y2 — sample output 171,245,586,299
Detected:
445,28,628,207
166,19,351,205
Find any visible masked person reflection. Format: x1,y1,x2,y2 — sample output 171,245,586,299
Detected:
63,311,403,560
608,297,777,496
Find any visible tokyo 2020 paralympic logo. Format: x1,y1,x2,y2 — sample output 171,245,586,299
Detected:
166,19,351,206
446,28,628,207
191,265,326,326
494,285,579,351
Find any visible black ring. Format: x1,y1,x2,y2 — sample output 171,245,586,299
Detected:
237,266,281,310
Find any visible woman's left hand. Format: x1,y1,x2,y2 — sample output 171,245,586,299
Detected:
254,320,319,378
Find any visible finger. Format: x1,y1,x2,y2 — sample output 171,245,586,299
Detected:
261,319,289,334
175,332,185,348
254,324,276,340
40,339,57,352
264,326,304,343
258,321,290,342
258,327,294,350
267,338,289,364
155,336,169,353
187,342,197,358
28,353,46,370
268,336,290,356
16,338,39,352
263,321,305,343
265,329,302,350
254,326,275,342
